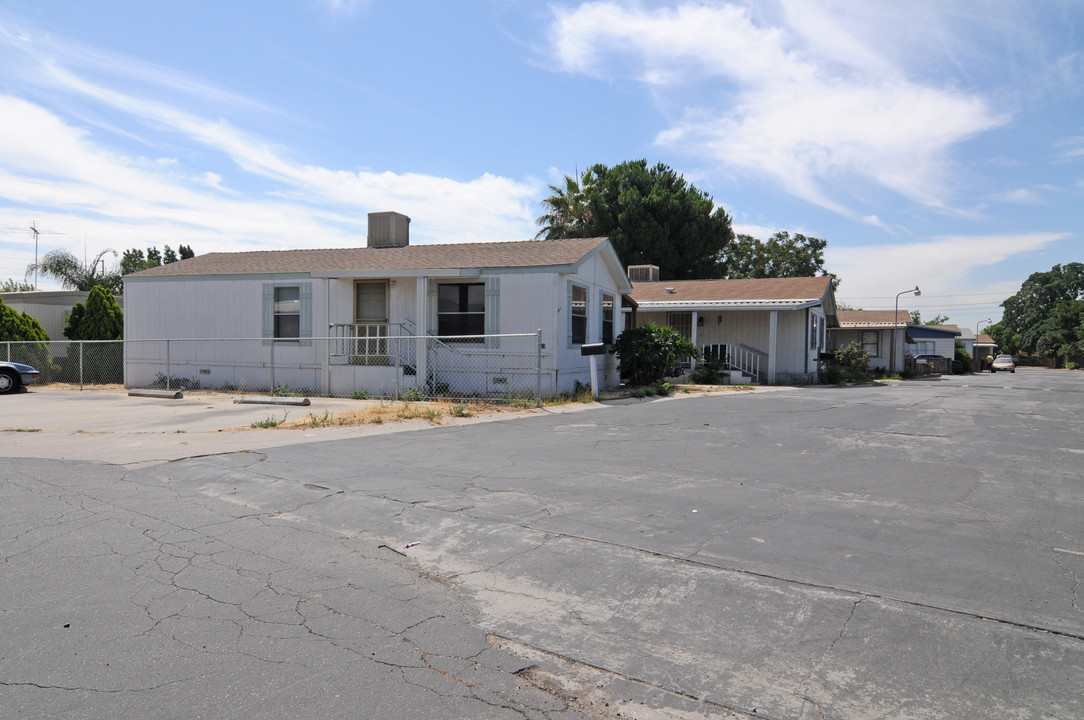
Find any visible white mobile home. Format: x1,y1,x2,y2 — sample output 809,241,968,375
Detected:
122,214,632,398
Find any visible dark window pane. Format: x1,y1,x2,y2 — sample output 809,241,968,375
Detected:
466,284,485,313
438,285,460,313
572,316,586,345
275,314,300,339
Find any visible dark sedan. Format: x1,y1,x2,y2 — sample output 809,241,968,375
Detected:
0,361,40,394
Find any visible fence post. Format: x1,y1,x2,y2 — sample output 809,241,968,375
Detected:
536,329,542,408
4,341,8,362
395,334,401,400
79,341,84,391
166,339,171,391
270,340,276,394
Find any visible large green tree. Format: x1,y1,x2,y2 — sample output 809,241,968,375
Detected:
1000,263,1084,354
725,231,840,288
536,160,733,280
535,176,594,239
25,248,122,294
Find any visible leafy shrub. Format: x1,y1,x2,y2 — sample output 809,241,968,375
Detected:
352,390,370,400
690,355,727,384
611,322,698,386
954,340,972,373
825,342,872,384
401,387,422,402
1067,361,1078,370
0,297,59,381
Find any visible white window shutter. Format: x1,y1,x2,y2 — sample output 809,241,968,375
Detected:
485,277,500,348
299,282,313,346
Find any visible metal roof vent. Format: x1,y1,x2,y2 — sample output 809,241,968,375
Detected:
665,287,675,294
367,211,411,248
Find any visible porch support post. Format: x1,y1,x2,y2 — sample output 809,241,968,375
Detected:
690,311,699,371
768,310,778,384
415,277,428,389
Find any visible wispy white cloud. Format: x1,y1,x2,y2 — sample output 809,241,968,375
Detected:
990,188,1046,205
0,19,543,286
315,0,372,19
828,231,1068,312
547,1,1006,215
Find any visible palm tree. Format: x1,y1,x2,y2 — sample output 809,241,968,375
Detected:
535,173,596,239
25,248,122,294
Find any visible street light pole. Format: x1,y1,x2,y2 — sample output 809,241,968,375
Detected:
892,286,921,375
976,318,991,334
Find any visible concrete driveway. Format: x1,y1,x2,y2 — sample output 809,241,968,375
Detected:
1,369,1081,719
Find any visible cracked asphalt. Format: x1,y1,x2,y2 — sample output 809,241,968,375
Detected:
1,369,1082,719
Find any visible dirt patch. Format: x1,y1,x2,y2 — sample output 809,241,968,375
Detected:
238,400,525,430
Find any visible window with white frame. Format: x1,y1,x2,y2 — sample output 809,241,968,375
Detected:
601,293,615,345
861,330,879,357
810,314,820,349
273,286,300,341
571,284,587,345
263,282,312,346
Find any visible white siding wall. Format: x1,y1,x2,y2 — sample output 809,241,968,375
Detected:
123,250,629,397
124,275,325,392
832,328,896,371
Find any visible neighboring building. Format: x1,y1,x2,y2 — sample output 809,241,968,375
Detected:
907,324,961,364
0,290,124,342
627,273,838,384
831,312,962,374
122,213,632,398
831,309,911,374
974,333,998,370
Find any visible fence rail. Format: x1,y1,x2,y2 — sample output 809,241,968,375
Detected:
3,334,544,403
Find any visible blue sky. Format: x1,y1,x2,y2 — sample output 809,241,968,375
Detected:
1,0,1081,333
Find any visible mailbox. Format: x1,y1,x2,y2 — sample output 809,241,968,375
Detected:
580,343,607,356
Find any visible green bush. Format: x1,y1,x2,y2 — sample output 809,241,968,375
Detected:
825,342,872,384
690,354,727,384
0,297,59,381
611,322,698,386
954,340,972,373
1067,361,1078,370
62,285,124,384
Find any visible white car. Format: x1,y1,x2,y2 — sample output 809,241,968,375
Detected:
991,354,1015,373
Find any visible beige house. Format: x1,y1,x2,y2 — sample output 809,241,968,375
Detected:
628,274,838,384
831,309,911,373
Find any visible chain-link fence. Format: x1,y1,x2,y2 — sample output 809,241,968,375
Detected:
4,334,545,403
2,340,124,389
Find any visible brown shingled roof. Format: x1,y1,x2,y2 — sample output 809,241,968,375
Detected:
631,276,832,302
837,309,911,326
126,237,611,278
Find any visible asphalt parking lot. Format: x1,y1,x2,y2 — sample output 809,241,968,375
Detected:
1,368,1081,719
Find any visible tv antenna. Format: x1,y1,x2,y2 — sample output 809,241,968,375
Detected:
3,221,65,288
